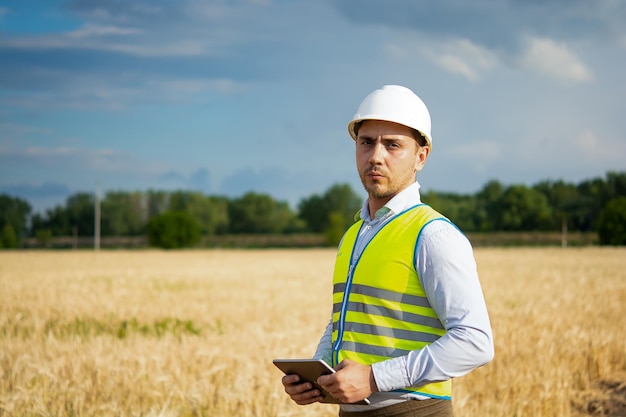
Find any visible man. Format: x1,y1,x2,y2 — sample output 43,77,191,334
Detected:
282,85,494,417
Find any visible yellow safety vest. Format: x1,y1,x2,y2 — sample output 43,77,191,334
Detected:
331,204,452,399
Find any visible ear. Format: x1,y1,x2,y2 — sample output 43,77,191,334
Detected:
414,146,430,172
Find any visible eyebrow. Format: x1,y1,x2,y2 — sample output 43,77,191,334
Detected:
358,132,425,146
357,134,411,141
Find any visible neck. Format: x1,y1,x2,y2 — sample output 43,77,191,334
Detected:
368,196,392,218
366,182,418,217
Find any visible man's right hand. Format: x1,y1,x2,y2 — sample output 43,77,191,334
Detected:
281,374,325,405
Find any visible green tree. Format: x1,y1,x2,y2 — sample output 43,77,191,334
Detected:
324,184,362,227
422,191,479,232
1,224,18,248
298,194,327,233
146,211,201,249
534,180,579,230
101,191,145,236
605,171,626,200
33,206,68,236
597,197,626,245
0,194,32,246
66,192,95,236
298,183,362,233
35,229,53,247
145,190,170,219
493,185,553,231
475,180,505,231
168,191,229,236
228,192,300,234
325,211,347,246
574,177,606,232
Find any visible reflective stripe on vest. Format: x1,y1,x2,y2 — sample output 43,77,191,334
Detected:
331,204,452,400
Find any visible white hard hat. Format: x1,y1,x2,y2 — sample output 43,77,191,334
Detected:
347,85,432,148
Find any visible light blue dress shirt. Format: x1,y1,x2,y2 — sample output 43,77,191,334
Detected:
313,181,494,411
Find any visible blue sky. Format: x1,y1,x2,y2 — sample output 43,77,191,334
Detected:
1,0,625,213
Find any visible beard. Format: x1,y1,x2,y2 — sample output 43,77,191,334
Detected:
361,181,393,199
359,168,393,199
359,166,417,200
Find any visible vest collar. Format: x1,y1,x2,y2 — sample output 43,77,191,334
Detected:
359,181,423,222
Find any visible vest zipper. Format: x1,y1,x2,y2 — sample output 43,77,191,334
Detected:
332,262,356,366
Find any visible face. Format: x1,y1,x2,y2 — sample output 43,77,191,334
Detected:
356,120,429,210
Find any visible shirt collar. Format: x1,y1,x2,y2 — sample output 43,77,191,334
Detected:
358,181,423,222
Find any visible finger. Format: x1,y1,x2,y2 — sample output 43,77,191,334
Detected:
284,381,315,396
291,388,324,405
317,373,335,386
281,374,300,387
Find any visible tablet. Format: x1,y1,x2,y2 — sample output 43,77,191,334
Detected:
273,358,370,405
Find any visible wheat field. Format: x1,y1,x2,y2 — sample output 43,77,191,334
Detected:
1,248,625,417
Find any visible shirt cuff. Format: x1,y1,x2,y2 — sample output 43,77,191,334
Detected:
371,356,410,392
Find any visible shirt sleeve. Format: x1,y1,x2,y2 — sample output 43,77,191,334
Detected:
313,317,334,365
372,220,494,391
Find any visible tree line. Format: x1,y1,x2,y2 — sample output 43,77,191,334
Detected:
1,171,625,248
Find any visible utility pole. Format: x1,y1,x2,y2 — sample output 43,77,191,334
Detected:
561,215,567,248
95,183,101,251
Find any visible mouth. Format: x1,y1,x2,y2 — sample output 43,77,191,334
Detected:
367,170,385,180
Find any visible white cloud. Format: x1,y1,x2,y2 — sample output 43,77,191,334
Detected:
182,0,271,21
519,37,594,82
183,2,232,21
2,145,113,158
506,128,626,177
104,40,211,57
67,23,143,38
156,78,247,95
0,146,138,173
577,130,600,150
1,68,244,111
0,33,213,57
433,54,481,82
131,4,163,15
419,38,499,82
0,123,53,138
384,33,594,84
576,130,626,161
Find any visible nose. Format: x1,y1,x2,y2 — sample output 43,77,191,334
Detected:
369,140,385,164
